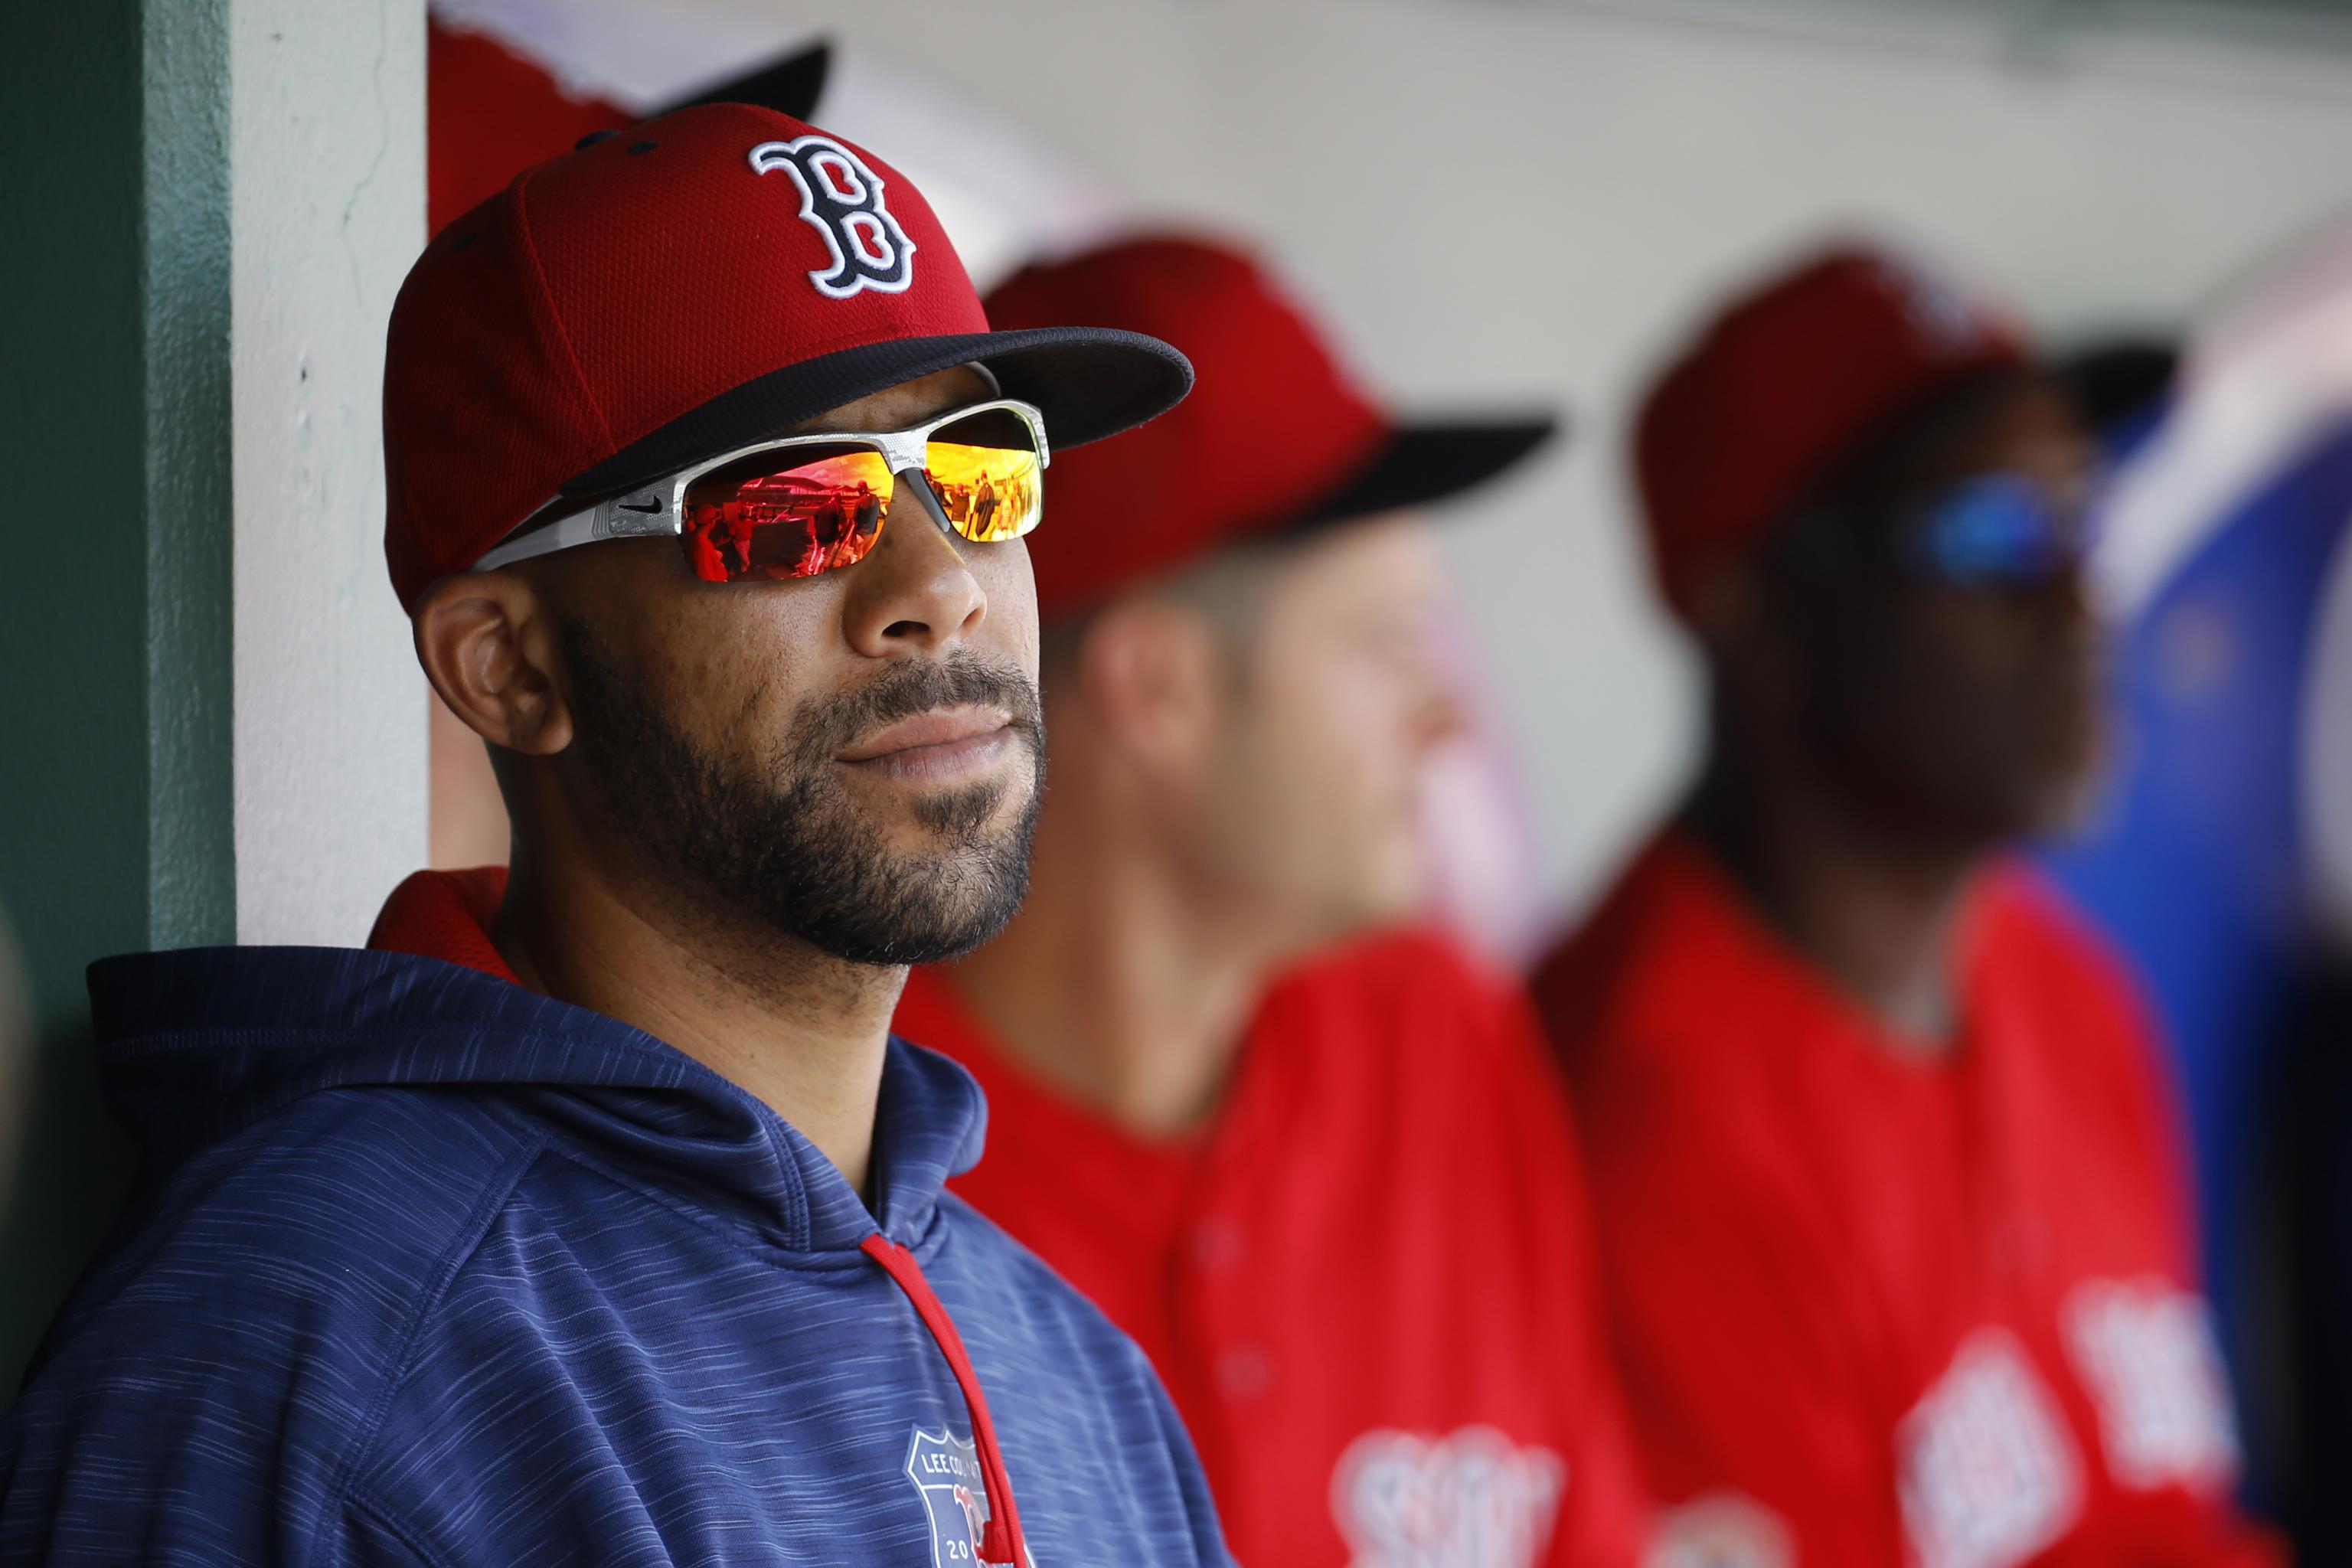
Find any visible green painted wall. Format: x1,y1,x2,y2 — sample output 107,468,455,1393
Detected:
0,0,234,1387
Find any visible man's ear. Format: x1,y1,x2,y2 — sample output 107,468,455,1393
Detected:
1681,558,1763,657
1071,597,1226,776
412,570,574,759
1687,556,1812,717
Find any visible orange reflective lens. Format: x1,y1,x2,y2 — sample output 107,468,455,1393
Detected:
922,407,1044,545
678,407,1043,583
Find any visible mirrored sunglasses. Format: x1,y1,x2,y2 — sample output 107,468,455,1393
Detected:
1897,471,2102,590
472,398,1048,583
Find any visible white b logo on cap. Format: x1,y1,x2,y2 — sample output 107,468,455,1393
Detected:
750,134,918,299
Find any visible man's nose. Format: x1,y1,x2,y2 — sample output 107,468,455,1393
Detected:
838,475,988,657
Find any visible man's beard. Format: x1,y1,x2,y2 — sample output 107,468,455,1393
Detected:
560,621,1044,968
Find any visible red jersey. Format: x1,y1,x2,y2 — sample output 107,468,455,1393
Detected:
1532,833,2280,1568
894,929,1651,1568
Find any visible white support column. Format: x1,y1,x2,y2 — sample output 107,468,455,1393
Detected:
230,0,429,943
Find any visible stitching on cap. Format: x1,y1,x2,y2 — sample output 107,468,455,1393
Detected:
508,165,617,452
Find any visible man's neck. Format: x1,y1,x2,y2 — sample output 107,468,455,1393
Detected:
1688,753,1984,1050
492,848,901,1197
943,803,1283,1140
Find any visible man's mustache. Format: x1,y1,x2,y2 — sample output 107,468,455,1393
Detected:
790,655,1044,767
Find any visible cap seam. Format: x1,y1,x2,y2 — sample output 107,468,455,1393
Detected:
508,164,617,452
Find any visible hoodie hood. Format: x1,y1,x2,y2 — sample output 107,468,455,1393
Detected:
87,942,988,1253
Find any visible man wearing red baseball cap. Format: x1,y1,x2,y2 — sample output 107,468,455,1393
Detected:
0,105,1234,1566
1532,244,2280,1568
891,234,1652,1568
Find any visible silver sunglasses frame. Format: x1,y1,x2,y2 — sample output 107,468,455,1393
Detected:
470,397,1051,574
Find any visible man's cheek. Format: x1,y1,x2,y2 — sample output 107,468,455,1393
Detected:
972,545,1040,666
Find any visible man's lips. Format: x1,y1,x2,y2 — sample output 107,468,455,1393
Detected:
838,704,1014,761
836,704,1018,783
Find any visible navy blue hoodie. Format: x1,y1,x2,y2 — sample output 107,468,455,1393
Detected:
0,931,1231,1566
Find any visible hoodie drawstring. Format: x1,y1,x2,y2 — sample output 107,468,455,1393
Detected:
860,1233,1029,1567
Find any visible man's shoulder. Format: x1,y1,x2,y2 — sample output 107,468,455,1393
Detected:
931,1189,1153,1363
1240,929,1597,1219
1263,926,1531,1049
1978,864,2191,1167
22,1083,547,1408
1981,861,2152,1015
2,1084,552,1560
1531,831,1742,1034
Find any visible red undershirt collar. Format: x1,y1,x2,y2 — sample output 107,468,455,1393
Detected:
367,865,521,984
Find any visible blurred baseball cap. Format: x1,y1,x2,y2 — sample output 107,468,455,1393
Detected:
1635,242,2028,621
984,234,1560,618
428,16,834,238
383,102,1193,612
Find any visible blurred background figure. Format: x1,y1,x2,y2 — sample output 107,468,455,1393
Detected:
1534,245,2280,1568
892,234,1651,1568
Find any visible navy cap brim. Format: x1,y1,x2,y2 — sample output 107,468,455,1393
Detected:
1295,416,1561,528
563,325,1194,502
658,40,831,122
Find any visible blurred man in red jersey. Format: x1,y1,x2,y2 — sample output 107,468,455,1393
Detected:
1532,244,2283,1568
891,234,1652,1568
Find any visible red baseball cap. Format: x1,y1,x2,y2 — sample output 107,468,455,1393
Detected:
383,101,1192,612
983,234,1558,619
1634,242,2028,621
